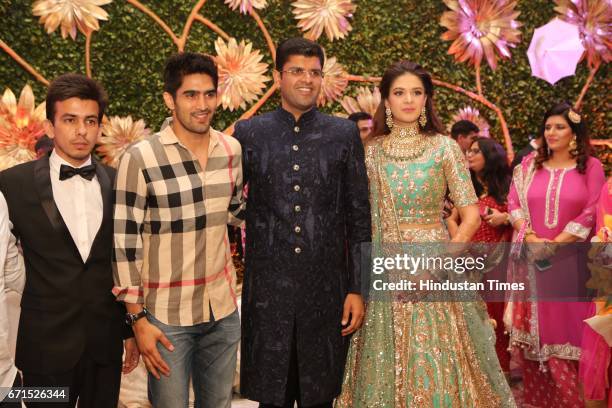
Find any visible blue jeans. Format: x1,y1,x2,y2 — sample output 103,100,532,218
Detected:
147,309,240,408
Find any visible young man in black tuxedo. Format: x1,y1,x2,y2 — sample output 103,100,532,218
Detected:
0,73,138,407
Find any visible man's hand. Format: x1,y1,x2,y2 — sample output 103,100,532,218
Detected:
341,293,365,336
122,337,140,374
133,319,174,379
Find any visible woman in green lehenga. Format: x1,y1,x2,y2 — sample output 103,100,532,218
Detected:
336,61,515,407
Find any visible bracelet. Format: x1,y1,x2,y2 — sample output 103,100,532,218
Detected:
523,228,537,243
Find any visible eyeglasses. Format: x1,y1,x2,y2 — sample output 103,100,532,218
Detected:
466,148,481,156
280,67,324,79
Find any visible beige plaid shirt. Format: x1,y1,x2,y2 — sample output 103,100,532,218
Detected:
112,125,244,326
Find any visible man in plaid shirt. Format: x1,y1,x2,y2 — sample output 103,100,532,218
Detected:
112,53,244,408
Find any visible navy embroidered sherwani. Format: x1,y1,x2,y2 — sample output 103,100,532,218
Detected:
234,107,371,406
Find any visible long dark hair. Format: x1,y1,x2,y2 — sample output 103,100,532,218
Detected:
535,101,591,174
372,60,445,137
470,137,511,205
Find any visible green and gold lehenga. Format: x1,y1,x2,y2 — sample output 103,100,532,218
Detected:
336,131,516,407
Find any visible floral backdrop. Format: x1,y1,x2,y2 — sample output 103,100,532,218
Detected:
0,0,609,169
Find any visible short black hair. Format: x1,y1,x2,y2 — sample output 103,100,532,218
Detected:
163,52,218,98
348,112,372,123
275,37,324,72
46,73,108,123
450,120,479,139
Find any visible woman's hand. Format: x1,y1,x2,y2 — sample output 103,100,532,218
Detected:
483,208,508,228
525,234,554,261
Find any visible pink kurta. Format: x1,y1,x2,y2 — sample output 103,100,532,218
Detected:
508,155,606,407
508,156,605,354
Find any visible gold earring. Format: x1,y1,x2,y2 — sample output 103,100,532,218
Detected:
385,107,393,129
419,106,427,128
569,136,577,155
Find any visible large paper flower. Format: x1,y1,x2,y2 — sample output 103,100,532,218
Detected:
554,0,611,68
96,116,149,167
340,86,381,117
225,0,267,14
0,85,46,171
317,56,348,106
32,0,112,40
215,37,270,111
440,0,522,70
292,0,356,41
450,106,491,138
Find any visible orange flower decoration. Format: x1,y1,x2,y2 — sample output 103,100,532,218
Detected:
215,37,270,111
292,0,356,41
32,0,112,40
317,55,348,106
0,85,46,170
340,86,381,117
96,115,150,167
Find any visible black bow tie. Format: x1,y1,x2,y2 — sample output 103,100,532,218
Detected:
59,163,96,181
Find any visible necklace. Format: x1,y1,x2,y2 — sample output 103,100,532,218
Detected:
382,123,429,159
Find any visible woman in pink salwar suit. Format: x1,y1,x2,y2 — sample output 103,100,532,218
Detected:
507,102,606,408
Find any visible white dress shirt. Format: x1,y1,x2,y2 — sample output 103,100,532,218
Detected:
0,191,24,390
49,150,103,262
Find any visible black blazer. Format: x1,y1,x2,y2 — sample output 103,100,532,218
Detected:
0,155,127,375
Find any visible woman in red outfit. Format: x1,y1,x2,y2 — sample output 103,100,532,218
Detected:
449,136,513,375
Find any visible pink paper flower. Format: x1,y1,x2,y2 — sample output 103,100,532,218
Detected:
224,0,267,14
450,106,491,138
554,0,611,68
440,0,522,70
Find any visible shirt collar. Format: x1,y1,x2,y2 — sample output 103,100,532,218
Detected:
159,120,219,150
275,106,318,127
49,149,92,173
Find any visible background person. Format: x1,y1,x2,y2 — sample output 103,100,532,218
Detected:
347,111,374,143
507,101,606,407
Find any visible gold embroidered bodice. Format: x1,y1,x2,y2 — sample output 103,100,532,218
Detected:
368,133,476,224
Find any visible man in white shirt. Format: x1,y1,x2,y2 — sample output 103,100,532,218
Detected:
0,191,24,407
0,74,138,408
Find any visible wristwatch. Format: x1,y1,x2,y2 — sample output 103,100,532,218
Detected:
125,308,148,326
